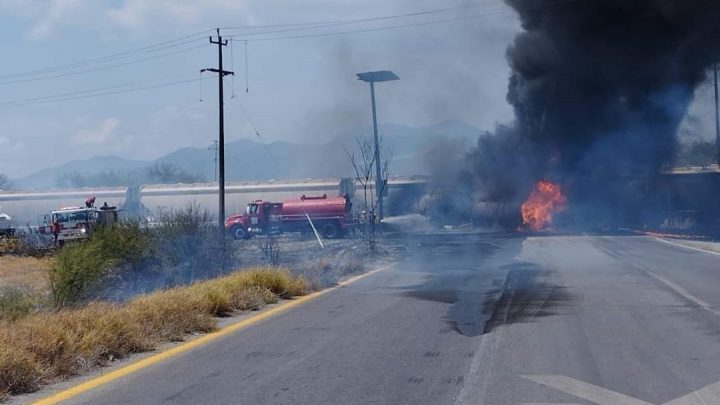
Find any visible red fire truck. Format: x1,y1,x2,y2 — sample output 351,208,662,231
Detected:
41,200,118,245
225,194,352,240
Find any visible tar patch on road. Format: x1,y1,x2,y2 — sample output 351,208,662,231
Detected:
403,289,459,304
482,263,574,334
399,235,567,337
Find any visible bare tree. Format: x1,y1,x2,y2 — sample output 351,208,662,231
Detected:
148,162,180,183
0,173,10,191
255,235,280,266
376,136,394,215
344,137,379,249
147,162,200,184
56,171,86,188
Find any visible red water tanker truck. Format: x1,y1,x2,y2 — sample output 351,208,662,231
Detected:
225,194,352,240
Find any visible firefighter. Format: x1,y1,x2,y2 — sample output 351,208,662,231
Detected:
85,196,96,208
51,218,60,246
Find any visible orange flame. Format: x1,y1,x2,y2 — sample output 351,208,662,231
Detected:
520,180,566,231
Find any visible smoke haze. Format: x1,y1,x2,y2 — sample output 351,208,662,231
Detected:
462,0,720,226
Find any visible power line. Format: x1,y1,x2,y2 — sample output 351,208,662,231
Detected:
0,82,136,106
229,10,508,42
0,31,212,80
244,40,249,93
223,0,578,42
219,2,503,32
0,76,212,107
224,0,579,42
224,81,286,178
225,81,260,138
0,43,207,86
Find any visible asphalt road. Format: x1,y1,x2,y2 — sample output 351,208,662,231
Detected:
51,234,720,405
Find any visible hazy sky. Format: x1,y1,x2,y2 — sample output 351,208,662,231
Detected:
0,0,524,178
0,0,714,179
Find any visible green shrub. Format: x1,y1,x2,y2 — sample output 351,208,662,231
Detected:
48,241,116,307
47,223,149,307
91,223,148,267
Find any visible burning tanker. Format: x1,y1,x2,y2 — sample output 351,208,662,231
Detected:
456,0,720,230
520,180,566,231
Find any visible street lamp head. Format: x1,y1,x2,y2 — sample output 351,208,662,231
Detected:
356,70,399,83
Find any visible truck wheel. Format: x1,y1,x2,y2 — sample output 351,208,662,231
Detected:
229,225,248,240
320,222,339,239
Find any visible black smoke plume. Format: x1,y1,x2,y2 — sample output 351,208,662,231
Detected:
461,0,720,227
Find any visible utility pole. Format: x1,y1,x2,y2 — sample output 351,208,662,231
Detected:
202,28,234,233
714,64,720,165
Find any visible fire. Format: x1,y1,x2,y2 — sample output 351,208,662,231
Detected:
520,180,566,231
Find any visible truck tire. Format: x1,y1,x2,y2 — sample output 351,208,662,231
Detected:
229,225,248,240
320,222,339,239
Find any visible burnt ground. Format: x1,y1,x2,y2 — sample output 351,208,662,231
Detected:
21,233,720,405
96,232,412,301
236,233,410,288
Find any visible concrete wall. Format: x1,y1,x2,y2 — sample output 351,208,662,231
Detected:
0,177,428,225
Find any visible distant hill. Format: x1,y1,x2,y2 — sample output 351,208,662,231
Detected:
13,121,481,190
17,156,150,189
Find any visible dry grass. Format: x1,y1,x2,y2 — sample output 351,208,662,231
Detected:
0,266,307,399
0,255,52,294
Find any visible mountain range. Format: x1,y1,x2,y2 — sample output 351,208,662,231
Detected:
13,121,482,190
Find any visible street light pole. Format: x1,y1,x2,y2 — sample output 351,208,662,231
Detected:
356,70,399,221
368,81,384,220
714,63,720,165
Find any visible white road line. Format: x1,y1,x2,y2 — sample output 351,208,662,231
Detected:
588,235,720,317
521,403,582,405
652,237,720,257
524,374,720,405
643,270,720,317
453,328,501,405
522,375,653,405
664,380,720,405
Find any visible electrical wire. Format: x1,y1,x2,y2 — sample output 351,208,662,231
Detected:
229,38,236,96
224,81,261,139
230,10,508,42
0,31,212,80
218,4,499,40
244,41,249,93
0,76,212,107
224,81,287,178
219,2,504,32
0,43,207,86
0,0,580,107
223,0,579,42
0,82,137,106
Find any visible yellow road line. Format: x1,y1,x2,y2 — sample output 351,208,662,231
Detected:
32,263,396,405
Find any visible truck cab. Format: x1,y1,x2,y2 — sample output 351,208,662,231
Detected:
50,205,118,244
225,200,282,240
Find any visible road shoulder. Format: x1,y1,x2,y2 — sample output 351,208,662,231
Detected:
12,262,397,405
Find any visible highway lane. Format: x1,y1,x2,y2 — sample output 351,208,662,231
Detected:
47,234,720,405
